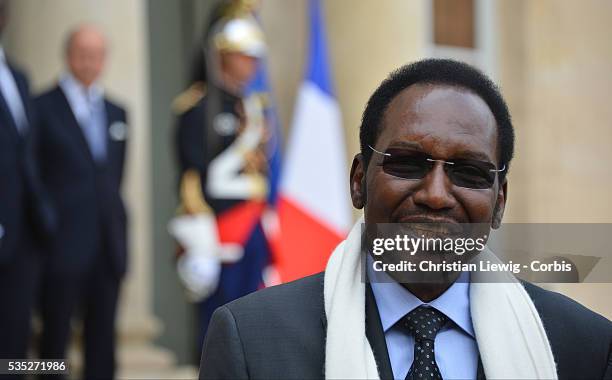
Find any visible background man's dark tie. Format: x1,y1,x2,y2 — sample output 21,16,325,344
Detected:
402,306,448,380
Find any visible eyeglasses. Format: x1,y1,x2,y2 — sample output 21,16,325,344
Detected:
368,145,505,190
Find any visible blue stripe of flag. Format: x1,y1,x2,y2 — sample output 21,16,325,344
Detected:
305,0,335,97
246,60,283,205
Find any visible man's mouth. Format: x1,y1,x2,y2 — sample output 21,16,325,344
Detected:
394,216,462,237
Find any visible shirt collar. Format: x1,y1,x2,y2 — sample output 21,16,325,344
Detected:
59,71,104,102
367,255,475,338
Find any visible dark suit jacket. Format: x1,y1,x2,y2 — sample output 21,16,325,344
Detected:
34,85,128,276
0,63,53,262
200,272,612,380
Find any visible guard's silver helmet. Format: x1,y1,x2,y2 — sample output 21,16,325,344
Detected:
212,15,266,58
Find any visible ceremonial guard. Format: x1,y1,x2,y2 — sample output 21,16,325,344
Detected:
170,0,274,354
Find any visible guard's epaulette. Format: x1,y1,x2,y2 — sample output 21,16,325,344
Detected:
172,82,207,115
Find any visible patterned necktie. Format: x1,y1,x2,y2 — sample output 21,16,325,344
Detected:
402,306,448,380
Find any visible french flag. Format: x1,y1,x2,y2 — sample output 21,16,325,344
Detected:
273,0,352,282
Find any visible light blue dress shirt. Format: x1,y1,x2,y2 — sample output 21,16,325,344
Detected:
59,72,107,162
368,256,479,380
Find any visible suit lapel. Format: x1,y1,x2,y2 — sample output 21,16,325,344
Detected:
55,86,96,164
104,100,117,157
366,283,394,380
0,90,19,140
0,66,23,140
104,99,113,133
105,100,126,180
10,66,31,127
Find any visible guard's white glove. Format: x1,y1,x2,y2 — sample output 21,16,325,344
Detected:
176,254,221,302
168,213,243,302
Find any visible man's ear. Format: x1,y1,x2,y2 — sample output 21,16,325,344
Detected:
492,179,508,229
350,153,367,209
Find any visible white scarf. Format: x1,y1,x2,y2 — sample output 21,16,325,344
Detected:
324,218,558,379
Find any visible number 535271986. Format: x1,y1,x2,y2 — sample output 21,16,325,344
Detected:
2,360,68,374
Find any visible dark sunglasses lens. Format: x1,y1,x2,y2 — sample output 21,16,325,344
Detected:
378,149,499,189
382,156,429,179
448,162,496,189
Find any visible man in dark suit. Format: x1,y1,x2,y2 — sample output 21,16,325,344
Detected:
199,59,612,379
35,24,128,379
0,0,54,363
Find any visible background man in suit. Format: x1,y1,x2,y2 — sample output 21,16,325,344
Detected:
199,59,611,379
35,24,128,379
0,0,53,363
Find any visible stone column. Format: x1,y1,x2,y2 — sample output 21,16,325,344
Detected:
498,0,612,318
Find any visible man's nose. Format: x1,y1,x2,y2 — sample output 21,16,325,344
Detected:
412,163,456,210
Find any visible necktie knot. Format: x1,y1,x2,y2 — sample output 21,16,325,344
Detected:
402,306,448,342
